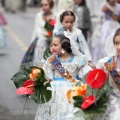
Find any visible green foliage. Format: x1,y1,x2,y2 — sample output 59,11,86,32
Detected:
72,71,110,119
11,66,52,104
44,20,54,32
73,96,84,108
11,69,30,88
43,47,52,60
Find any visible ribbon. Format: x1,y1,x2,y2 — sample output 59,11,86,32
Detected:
48,54,76,83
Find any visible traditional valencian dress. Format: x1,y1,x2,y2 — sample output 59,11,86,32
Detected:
96,55,120,120
21,12,56,66
34,54,91,120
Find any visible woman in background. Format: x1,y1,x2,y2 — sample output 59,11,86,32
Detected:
91,0,120,64
73,0,92,41
21,0,56,66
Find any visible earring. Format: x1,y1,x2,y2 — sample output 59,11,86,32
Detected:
61,49,65,54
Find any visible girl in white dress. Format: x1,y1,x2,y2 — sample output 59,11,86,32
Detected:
21,0,56,66
34,33,91,120
54,10,92,63
96,28,120,120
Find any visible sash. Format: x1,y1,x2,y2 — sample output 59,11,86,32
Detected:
48,55,76,83
105,57,120,90
102,6,119,21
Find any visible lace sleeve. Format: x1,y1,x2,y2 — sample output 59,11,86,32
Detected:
96,57,110,72
43,59,54,80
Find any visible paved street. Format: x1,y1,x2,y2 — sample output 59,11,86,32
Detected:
0,8,40,120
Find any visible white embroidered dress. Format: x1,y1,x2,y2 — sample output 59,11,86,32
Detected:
96,56,120,120
34,55,91,120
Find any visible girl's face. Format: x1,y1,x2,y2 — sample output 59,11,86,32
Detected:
51,37,62,55
114,35,120,55
61,16,75,31
41,0,51,13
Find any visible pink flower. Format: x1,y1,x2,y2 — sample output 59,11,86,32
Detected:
16,80,36,95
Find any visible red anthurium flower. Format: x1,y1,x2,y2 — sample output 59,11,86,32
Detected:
47,31,53,37
16,80,35,95
16,87,34,95
81,95,96,109
23,79,36,88
86,69,107,89
49,19,56,26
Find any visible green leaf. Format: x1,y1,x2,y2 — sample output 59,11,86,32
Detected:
44,20,54,31
22,67,32,74
11,70,29,88
73,96,84,108
31,83,52,104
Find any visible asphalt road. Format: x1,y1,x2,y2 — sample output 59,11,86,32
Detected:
0,8,40,120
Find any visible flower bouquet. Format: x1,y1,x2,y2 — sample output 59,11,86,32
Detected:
44,19,56,38
43,19,56,59
11,66,52,104
67,69,110,120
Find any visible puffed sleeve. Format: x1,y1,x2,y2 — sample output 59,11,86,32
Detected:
76,56,92,78
96,57,110,73
43,59,54,80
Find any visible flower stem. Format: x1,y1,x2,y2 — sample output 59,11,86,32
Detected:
22,95,29,119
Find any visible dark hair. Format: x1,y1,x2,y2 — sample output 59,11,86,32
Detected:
60,10,76,23
48,0,54,8
113,28,120,44
78,0,86,6
41,0,54,9
55,34,72,53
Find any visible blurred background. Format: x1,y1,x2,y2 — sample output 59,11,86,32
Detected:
0,0,120,120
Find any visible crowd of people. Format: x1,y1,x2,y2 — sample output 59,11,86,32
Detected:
25,0,119,120
21,0,120,120
1,0,120,120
